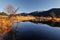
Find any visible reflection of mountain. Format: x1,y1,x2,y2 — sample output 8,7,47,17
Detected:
26,20,60,27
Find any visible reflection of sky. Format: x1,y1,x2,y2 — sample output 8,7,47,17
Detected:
0,0,60,13
13,22,60,39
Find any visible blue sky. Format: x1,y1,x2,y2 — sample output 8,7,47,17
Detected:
0,0,60,13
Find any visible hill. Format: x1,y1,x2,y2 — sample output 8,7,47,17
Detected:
28,8,60,17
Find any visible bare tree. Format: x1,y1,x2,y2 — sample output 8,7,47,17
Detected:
4,4,19,40
5,4,14,15
50,11,56,18
5,4,19,15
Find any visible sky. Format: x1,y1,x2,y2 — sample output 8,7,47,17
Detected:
0,0,60,13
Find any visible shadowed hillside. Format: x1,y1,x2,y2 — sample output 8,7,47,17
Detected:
28,8,60,17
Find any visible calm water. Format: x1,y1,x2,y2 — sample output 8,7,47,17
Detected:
5,21,60,40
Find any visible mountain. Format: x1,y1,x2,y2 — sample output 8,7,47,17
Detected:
28,8,60,17
0,8,60,17
0,12,8,15
49,8,60,17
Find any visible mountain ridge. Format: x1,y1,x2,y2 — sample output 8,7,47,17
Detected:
0,8,60,17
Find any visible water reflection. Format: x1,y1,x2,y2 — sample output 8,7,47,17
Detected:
5,21,60,40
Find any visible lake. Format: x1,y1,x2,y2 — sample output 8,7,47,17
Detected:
4,21,60,40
